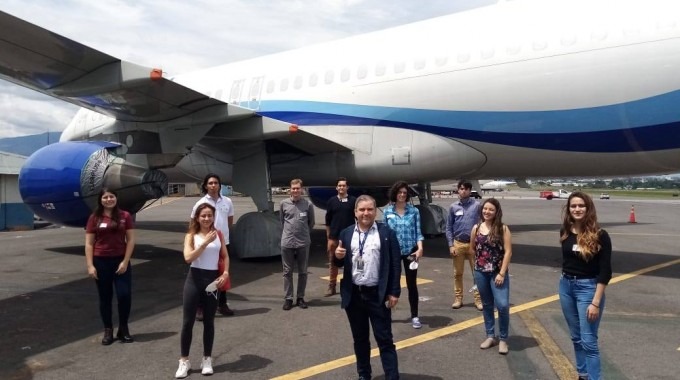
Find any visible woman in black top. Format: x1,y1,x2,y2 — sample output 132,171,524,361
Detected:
559,192,612,380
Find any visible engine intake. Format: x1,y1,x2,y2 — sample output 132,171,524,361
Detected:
19,141,167,227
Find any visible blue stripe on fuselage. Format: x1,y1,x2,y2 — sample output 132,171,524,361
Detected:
256,90,680,153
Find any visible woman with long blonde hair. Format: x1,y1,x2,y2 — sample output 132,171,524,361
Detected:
559,192,612,380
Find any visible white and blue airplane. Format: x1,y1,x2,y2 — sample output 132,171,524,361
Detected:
2,0,680,257
480,180,517,192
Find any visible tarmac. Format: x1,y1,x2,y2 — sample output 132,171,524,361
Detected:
1,191,679,380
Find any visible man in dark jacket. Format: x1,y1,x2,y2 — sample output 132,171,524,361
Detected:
333,194,401,380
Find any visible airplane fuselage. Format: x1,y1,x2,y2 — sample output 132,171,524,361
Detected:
61,0,680,186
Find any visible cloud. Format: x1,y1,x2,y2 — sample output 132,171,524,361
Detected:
0,0,493,138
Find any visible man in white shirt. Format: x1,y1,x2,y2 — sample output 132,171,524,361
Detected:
333,195,401,380
190,173,235,316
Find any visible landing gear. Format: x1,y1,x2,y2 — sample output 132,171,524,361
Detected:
229,142,282,258
413,182,446,237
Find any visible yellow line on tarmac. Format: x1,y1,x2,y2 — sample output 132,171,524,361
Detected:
271,316,486,380
520,310,577,380
274,258,680,380
607,258,680,284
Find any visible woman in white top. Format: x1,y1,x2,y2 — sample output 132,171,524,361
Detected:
175,203,229,378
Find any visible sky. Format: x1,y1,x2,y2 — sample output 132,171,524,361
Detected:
0,0,493,139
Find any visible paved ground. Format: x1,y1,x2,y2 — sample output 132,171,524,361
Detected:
1,191,678,379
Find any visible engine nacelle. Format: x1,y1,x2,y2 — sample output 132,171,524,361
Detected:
19,141,167,227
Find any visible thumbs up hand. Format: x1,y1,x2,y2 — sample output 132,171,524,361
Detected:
335,240,346,259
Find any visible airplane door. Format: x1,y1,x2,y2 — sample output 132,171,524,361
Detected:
229,79,245,105
247,76,264,110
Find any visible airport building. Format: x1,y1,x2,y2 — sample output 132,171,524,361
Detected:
0,151,33,230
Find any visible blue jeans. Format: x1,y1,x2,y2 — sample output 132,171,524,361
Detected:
559,276,605,380
474,271,510,340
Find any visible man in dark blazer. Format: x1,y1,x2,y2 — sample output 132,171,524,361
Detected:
333,194,401,380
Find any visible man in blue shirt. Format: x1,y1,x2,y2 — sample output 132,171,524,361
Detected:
445,180,482,310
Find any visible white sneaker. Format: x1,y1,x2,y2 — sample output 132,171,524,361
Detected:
201,356,214,375
175,359,190,379
412,317,422,329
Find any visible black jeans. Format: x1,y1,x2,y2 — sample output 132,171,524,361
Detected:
180,267,219,357
345,286,399,379
93,256,132,329
401,255,419,318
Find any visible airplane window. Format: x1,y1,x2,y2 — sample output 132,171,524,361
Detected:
341,68,351,82
414,59,426,70
561,35,577,46
481,48,494,59
325,70,334,85
533,41,548,51
266,80,275,93
357,64,367,79
309,73,318,87
591,29,608,41
294,75,303,89
457,53,470,63
280,78,289,91
394,61,405,73
375,62,386,76
435,56,448,67
506,45,521,55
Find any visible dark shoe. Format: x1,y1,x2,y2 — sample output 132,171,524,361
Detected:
101,328,114,346
296,298,308,309
324,284,337,297
218,304,234,316
116,327,134,343
282,299,293,310
196,307,204,321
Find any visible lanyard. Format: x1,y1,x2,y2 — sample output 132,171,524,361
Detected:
357,228,370,257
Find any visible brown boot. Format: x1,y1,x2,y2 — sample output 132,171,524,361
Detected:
101,328,114,345
451,297,463,309
324,284,337,297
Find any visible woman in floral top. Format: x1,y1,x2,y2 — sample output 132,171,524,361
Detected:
469,198,513,354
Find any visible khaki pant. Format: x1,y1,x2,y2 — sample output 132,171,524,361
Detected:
327,239,339,286
452,240,481,301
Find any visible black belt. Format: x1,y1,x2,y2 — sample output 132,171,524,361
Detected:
353,284,378,293
562,272,596,280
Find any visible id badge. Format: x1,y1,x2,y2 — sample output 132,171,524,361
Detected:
356,257,365,272
572,244,580,252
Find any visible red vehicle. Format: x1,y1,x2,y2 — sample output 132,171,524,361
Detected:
539,189,572,200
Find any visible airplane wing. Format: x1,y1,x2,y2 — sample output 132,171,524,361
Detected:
0,10,249,123
0,10,350,156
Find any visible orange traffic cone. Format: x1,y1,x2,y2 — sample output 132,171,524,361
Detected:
628,205,637,223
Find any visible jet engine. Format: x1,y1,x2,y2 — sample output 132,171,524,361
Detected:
19,141,167,227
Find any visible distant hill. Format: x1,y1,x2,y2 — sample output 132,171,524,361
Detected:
0,132,62,157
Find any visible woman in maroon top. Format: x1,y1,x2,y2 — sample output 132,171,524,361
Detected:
85,188,136,345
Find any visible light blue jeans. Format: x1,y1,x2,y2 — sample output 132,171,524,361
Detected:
559,275,605,380
473,270,510,340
